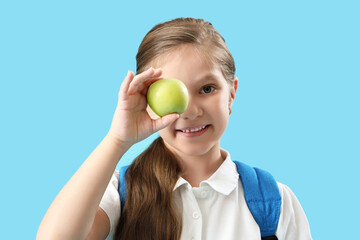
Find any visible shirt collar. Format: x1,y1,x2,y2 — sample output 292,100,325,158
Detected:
173,149,239,196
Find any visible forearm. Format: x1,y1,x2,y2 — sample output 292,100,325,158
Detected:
37,133,130,240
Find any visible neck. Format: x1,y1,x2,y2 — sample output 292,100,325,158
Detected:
169,144,226,187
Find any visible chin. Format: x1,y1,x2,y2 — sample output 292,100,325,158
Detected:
164,137,217,157
178,144,209,156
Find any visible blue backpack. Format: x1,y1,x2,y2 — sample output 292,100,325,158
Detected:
118,160,281,240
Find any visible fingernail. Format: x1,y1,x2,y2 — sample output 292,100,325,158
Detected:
147,67,153,71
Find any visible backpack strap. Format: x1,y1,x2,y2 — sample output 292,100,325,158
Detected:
233,160,281,239
118,165,129,212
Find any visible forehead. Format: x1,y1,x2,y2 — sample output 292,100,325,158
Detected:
154,45,225,85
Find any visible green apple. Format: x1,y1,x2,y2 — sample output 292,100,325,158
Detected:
147,78,189,117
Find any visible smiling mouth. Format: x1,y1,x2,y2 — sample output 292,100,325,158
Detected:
177,124,208,133
176,124,210,136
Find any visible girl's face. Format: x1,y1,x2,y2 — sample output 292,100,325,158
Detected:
150,44,238,158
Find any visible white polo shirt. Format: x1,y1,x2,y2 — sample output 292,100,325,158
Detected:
100,150,312,240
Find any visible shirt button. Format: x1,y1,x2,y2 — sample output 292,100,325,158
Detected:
201,191,207,198
192,211,200,219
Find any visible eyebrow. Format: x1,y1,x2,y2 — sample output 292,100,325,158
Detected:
197,74,220,83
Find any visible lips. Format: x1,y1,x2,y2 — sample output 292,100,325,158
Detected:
176,124,210,137
177,124,208,133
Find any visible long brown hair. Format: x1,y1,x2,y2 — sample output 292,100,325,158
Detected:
114,17,236,240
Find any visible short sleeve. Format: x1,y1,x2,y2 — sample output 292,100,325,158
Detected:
276,182,312,240
99,170,120,240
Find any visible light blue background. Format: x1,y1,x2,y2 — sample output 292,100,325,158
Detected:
1,0,359,239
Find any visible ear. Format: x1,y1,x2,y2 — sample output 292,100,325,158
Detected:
228,77,238,108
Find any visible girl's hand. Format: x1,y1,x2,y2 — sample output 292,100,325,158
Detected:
108,67,179,148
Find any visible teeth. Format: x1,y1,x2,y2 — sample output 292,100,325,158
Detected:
182,125,206,133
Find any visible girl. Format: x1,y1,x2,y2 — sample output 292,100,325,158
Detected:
37,17,312,240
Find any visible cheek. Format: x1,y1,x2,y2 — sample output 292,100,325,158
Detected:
158,123,177,138
210,94,231,129
208,94,229,114
158,126,171,136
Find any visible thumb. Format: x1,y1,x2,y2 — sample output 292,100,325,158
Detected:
153,113,180,132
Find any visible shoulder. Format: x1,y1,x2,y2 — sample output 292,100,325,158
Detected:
277,182,294,201
277,182,306,218
276,182,312,239
277,182,306,214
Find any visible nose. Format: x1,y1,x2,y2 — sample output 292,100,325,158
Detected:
180,95,203,120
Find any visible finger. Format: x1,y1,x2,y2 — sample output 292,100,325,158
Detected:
129,67,162,94
152,113,180,132
146,105,160,120
128,67,162,94
140,77,163,95
119,70,134,101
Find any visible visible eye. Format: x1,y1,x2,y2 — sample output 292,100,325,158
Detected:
200,85,215,94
